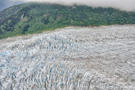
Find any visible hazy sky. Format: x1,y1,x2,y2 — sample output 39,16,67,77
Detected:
0,0,22,11
0,0,135,11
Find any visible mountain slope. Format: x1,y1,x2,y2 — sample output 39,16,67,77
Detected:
0,3,135,39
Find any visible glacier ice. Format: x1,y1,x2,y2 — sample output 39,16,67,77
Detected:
0,25,135,90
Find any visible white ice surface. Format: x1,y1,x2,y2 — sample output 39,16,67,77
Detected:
0,25,135,90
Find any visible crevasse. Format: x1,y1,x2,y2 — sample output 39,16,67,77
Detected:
0,25,135,90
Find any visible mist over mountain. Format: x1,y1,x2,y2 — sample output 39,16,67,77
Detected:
1,0,135,11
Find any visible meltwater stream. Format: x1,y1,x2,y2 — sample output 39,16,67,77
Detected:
0,25,135,90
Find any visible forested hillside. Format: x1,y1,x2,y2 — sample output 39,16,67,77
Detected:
0,3,135,39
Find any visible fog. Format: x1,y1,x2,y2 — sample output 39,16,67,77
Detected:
0,0,135,11
18,0,135,11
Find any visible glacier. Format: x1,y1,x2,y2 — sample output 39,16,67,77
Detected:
0,25,135,90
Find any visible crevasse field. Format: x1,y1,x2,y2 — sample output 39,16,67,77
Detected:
0,25,135,90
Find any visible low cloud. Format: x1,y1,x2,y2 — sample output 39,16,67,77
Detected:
3,0,135,11
15,0,135,11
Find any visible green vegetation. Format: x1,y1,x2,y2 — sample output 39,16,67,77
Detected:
0,3,135,39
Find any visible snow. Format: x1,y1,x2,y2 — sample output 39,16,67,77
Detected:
0,25,135,90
